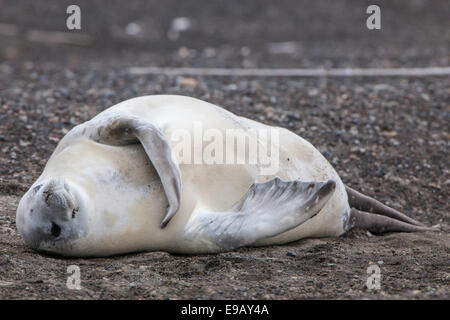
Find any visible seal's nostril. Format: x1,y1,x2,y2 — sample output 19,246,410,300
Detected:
51,222,61,238
72,208,78,219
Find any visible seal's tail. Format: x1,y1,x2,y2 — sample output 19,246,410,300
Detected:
344,186,439,233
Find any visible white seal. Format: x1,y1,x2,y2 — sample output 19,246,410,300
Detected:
16,95,436,257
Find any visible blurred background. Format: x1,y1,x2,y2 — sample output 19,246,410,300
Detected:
0,0,448,68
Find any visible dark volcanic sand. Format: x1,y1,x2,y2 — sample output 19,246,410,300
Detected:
0,0,449,299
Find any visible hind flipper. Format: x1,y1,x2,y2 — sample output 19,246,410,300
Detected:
183,177,336,252
346,186,426,226
345,208,439,234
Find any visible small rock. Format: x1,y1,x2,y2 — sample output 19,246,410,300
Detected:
224,84,238,91
177,47,190,58
178,77,198,88
87,88,97,97
373,84,391,91
101,88,116,98
171,17,192,33
375,167,384,177
380,131,397,137
421,93,430,101
168,17,192,40
240,47,251,57
286,251,296,257
203,47,216,58
19,139,30,147
125,22,142,36
267,41,298,55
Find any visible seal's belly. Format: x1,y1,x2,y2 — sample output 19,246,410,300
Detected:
53,95,348,253
104,97,349,245
176,128,349,246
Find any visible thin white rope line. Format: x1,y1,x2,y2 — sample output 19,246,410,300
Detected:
128,66,450,77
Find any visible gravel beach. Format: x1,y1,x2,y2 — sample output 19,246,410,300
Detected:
0,0,448,299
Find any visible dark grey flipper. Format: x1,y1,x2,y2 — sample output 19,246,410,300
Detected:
346,186,426,226
84,113,181,227
346,208,439,234
185,177,336,251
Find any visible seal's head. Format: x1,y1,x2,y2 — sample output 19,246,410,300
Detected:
16,177,91,256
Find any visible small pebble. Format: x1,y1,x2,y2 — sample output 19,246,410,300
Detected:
286,251,296,257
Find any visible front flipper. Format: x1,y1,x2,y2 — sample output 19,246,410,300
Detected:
184,177,336,252
82,113,181,228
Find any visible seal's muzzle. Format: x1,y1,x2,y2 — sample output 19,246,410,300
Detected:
16,177,88,254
